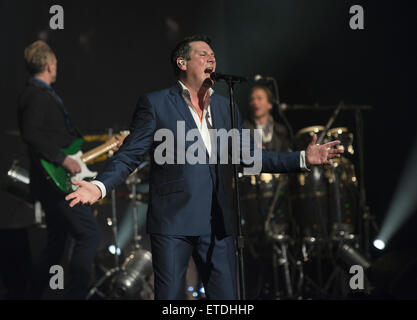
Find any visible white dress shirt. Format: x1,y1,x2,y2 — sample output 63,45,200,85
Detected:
178,80,214,158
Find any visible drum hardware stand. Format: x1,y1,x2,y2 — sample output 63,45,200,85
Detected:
124,161,148,249
86,128,122,299
316,102,343,144
270,234,293,298
86,267,120,299
323,165,362,299
265,176,300,299
108,128,120,268
130,179,142,248
311,103,348,298
354,109,378,258
87,165,150,300
307,166,333,294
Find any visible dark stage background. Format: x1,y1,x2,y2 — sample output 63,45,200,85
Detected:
0,0,416,298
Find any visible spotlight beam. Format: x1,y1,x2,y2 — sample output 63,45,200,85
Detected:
375,134,417,246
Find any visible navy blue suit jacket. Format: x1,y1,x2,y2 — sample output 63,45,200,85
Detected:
96,83,302,236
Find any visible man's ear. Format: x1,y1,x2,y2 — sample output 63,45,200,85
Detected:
45,63,52,74
177,57,187,71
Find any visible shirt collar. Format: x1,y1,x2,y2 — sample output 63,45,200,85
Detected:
255,115,274,129
177,80,214,97
32,77,52,89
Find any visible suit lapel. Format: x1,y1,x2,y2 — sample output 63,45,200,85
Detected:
209,94,223,130
168,84,198,131
209,94,224,161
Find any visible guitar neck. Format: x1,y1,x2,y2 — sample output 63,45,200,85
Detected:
81,137,119,163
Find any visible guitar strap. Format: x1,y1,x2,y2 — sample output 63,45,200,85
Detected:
31,77,83,138
46,88,83,138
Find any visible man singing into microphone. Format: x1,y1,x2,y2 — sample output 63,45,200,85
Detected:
65,34,343,299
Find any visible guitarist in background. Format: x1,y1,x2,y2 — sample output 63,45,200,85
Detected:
18,40,120,299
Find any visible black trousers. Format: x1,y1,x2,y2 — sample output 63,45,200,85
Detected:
150,232,237,300
27,179,100,299
150,195,238,300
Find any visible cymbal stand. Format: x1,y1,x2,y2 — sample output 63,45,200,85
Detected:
108,128,120,268
308,103,344,298
130,175,142,248
354,109,379,258
86,267,120,299
265,176,298,299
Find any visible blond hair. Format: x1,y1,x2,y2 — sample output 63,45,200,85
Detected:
24,40,55,75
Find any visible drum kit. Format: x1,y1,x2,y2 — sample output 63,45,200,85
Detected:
239,117,373,299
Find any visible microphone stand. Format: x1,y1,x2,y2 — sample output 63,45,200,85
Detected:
224,78,246,300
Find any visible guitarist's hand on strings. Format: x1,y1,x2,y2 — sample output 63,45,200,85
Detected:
62,156,81,174
65,181,101,207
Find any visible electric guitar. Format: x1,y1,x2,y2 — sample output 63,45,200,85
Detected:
40,131,129,193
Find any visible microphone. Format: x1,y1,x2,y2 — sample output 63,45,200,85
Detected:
254,74,275,82
210,72,247,83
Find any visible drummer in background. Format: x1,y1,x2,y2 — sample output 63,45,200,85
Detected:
244,84,292,152
242,84,294,298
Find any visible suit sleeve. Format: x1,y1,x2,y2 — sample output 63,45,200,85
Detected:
235,105,301,173
96,95,156,193
20,93,67,165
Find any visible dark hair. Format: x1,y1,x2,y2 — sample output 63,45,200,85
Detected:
170,34,212,77
250,85,274,104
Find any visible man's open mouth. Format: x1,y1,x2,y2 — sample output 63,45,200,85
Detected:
204,67,213,74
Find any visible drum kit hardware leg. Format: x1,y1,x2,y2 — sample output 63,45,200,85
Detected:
265,176,296,298
107,128,120,269
271,234,293,298
87,155,153,300
354,109,380,258
131,182,141,247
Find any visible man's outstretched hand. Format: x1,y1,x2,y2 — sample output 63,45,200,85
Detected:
65,181,102,207
305,134,344,166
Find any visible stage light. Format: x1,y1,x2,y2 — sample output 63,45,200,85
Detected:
373,239,385,250
108,247,153,299
108,245,121,255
